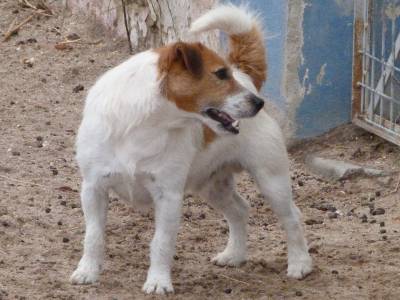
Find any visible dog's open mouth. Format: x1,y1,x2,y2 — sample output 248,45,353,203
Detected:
203,108,239,134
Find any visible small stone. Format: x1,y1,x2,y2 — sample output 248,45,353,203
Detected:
298,180,304,187
382,235,387,240
369,220,376,224
380,229,386,234
295,291,303,297
45,208,51,213
51,168,58,175
331,270,339,275
308,247,319,254
375,191,381,197
328,212,338,219
224,288,232,294
60,200,67,206
62,237,70,243
371,208,385,216
380,221,385,227
183,211,192,219
57,221,62,226
67,33,80,40
360,214,368,223
89,58,95,63
198,213,206,220
11,151,20,156
73,84,84,93
305,219,323,225
70,204,78,209
310,202,336,212
26,38,37,43
173,255,179,260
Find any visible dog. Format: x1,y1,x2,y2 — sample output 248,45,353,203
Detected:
70,4,312,294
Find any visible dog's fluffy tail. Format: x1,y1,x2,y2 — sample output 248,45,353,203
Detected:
191,4,267,91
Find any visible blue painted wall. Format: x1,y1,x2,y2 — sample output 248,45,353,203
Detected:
296,0,354,138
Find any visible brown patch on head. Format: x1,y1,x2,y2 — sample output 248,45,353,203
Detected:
228,26,267,91
155,42,240,113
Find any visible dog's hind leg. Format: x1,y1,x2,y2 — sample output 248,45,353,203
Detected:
252,169,312,279
200,169,249,267
70,177,109,284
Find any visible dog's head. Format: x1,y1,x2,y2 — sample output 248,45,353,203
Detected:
156,42,264,135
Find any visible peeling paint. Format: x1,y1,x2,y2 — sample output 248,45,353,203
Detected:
282,0,306,141
335,0,354,16
316,63,327,85
385,3,400,20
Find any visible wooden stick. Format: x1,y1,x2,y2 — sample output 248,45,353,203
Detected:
218,274,251,286
57,38,81,45
21,0,37,10
3,14,34,42
5,16,18,35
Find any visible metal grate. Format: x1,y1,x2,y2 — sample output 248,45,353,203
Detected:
352,0,400,146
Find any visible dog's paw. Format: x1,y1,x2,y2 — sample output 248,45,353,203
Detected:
211,250,246,267
287,255,313,279
70,260,101,285
142,273,174,294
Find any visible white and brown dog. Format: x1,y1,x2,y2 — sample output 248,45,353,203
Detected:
70,4,312,294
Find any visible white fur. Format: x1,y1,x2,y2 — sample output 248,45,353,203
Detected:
190,4,261,35
70,5,312,295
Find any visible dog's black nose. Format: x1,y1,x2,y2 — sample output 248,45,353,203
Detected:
249,94,264,110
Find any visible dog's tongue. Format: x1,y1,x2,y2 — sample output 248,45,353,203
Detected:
204,108,239,134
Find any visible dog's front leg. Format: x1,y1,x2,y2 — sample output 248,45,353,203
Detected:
142,180,183,294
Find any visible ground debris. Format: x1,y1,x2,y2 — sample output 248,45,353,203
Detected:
306,156,389,181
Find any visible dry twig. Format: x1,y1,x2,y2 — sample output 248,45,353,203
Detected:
218,274,251,286
3,14,34,42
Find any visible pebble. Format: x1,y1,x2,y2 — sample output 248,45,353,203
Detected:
62,237,70,243
45,208,51,213
332,270,339,275
198,213,206,220
60,200,67,206
73,84,84,93
375,191,381,197
295,291,303,296
380,221,385,227
224,288,232,294
371,208,385,216
57,221,62,226
11,150,21,156
298,180,304,187
360,214,368,223
380,229,386,234
328,212,338,219
310,202,336,212
305,219,323,225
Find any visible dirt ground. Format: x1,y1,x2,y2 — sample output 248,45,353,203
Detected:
1,1,400,299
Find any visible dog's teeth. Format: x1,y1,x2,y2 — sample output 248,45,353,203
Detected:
232,120,239,128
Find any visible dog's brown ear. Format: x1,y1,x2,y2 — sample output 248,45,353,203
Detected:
157,42,204,78
173,42,203,77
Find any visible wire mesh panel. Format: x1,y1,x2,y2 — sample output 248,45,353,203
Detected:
353,0,400,146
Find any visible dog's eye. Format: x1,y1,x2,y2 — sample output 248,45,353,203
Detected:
213,68,229,80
